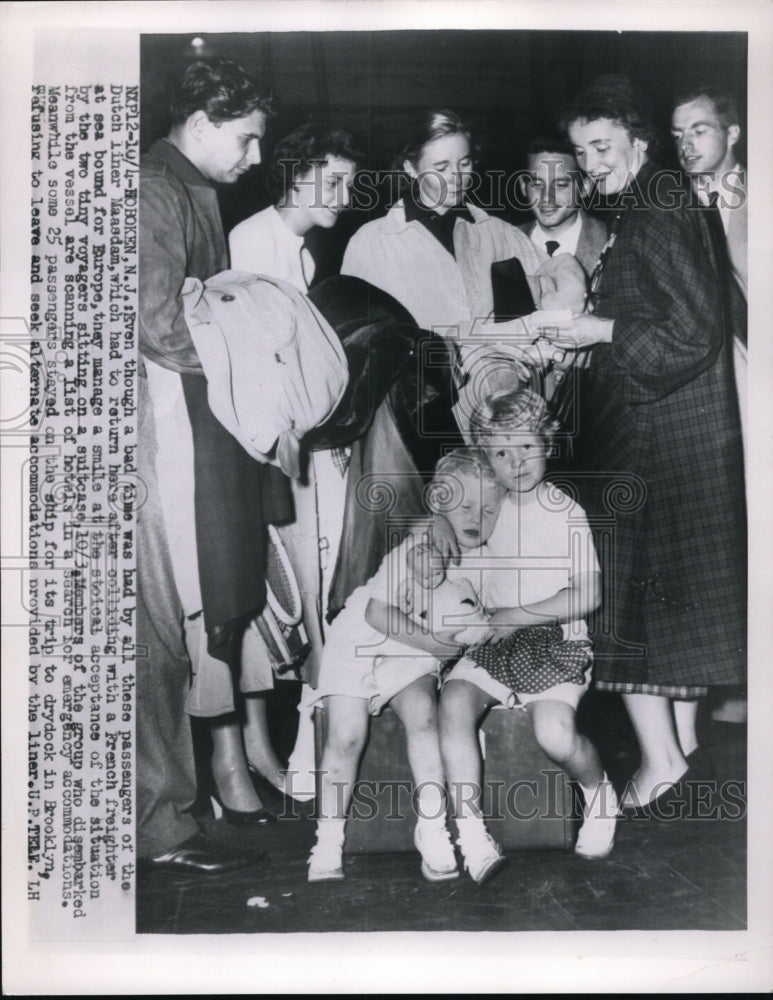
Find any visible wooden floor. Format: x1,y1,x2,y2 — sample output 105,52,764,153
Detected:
136,692,746,935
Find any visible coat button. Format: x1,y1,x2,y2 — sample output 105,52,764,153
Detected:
220,293,235,302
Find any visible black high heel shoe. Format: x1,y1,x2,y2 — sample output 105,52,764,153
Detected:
211,789,277,828
685,747,716,781
247,765,313,818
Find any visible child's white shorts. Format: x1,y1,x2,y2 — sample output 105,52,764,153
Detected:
313,650,440,715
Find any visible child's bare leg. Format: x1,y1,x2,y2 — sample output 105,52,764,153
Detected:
527,698,617,860
438,678,506,884
317,694,369,821
391,674,458,881
525,699,603,787
308,695,368,881
439,679,496,819
390,674,445,793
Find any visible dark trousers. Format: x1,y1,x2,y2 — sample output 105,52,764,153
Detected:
136,374,198,858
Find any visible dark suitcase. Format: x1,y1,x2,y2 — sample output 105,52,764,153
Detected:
314,704,575,854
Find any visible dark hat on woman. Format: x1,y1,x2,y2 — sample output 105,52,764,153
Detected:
558,74,659,153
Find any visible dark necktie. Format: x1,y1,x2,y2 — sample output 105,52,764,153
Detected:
705,192,730,272
704,192,745,347
706,192,727,244
545,240,560,257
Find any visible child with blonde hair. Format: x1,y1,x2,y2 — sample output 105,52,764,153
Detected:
308,448,503,882
439,387,618,884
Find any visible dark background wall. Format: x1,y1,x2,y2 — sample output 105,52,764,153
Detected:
140,29,747,255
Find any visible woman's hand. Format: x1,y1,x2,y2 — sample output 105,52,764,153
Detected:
542,314,614,351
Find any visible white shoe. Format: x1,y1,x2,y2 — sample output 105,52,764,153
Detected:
281,769,317,803
456,822,508,885
413,823,459,883
575,780,619,860
307,831,345,882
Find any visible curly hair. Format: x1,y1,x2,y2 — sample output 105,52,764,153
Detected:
468,388,561,447
427,446,504,518
557,74,660,156
266,122,365,201
432,446,501,489
526,133,577,161
170,57,275,125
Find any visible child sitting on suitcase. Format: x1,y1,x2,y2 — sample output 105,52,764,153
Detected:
366,538,489,717
308,449,503,883
439,387,619,885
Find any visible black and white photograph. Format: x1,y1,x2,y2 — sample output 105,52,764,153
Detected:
1,1,772,994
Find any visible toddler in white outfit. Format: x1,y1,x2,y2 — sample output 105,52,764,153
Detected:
308,448,503,882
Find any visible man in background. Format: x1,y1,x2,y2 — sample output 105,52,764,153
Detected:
520,135,607,277
671,86,747,292
519,136,607,435
671,85,747,725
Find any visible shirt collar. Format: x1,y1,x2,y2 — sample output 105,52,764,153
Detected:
381,197,489,236
693,163,744,202
403,183,475,225
270,205,306,247
532,212,583,256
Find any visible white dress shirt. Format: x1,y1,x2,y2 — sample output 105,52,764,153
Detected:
229,205,314,290
530,212,583,258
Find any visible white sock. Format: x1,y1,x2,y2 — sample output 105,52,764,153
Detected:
416,782,446,824
454,814,487,839
287,696,315,772
315,817,345,845
579,774,616,819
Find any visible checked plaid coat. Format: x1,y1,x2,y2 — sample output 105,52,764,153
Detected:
569,162,746,689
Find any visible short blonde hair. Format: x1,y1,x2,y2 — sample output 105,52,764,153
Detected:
427,446,504,514
433,446,499,487
469,388,560,447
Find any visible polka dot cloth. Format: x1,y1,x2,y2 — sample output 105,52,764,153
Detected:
467,626,591,694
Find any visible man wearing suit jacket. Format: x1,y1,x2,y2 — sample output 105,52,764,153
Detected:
670,86,747,294
520,136,607,278
519,137,607,434
671,86,748,725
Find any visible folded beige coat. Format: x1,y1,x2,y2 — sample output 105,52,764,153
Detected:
181,270,349,477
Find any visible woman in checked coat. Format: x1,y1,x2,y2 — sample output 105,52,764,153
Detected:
546,76,746,812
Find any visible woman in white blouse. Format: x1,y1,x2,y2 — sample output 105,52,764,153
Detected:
231,122,360,289
341,109,548,332
340,109,581,440
229,123,362,808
